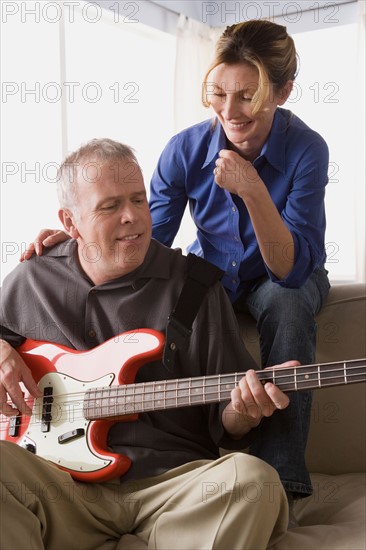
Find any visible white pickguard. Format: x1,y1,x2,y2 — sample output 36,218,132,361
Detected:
22,372,115,473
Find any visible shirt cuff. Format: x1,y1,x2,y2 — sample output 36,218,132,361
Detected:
265,232,314,288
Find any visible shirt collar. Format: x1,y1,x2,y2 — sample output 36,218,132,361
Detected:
46,239,170,289
201,109,289,174
202,119,227,169
96,239,171,291
260,108,288,174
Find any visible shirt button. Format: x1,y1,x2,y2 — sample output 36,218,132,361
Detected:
232,279,237,284
89,330,96,338
234,236,239,242
232,260,237,267
232,207,236,213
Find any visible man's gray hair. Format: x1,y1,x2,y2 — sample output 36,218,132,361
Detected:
57,138,140,216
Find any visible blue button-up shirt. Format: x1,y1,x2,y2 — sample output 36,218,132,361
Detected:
149,108,329,302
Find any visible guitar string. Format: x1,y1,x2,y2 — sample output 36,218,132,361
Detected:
1,366,366,410
1,369,365,433
3,362,365,405
1,364,365,412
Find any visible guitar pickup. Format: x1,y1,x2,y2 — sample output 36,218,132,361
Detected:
58,428,85,444
41,386,54,433
8,414,21,437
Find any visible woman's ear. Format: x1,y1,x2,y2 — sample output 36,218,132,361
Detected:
58,209,79,239
277,81,293,106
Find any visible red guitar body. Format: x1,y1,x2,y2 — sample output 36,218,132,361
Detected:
1,330,165,482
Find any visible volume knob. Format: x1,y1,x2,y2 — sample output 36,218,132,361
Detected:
22,443,36,454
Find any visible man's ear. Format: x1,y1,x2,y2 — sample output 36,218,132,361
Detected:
277,81,293,106
58,209,79,239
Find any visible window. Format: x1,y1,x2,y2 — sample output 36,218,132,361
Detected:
1,2,364,285
1,2,176,283
288,22,364,282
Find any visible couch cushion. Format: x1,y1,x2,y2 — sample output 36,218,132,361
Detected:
271,472,366,550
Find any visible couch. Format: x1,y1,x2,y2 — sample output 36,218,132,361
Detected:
117,283,366,549
237,283,366,550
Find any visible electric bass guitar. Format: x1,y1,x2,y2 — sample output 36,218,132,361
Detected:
1,329,365,482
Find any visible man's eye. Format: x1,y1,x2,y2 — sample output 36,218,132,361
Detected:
101,204,116,211
213,92,226,98
132,197,147,205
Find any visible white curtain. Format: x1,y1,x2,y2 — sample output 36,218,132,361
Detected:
355,0,366,282
172,16,223,251
174,14,223,133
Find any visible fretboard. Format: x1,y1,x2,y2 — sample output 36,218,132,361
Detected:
83,358,365,420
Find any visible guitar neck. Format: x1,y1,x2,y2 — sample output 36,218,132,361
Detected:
84,358,366,420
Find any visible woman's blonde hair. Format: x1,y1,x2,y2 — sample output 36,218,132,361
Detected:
202,20,298,115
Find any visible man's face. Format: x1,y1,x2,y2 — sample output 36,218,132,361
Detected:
63,159,152,285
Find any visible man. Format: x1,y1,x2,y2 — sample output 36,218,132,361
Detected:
0,138,292,549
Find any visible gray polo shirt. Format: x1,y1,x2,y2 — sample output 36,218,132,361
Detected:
0,239,258,481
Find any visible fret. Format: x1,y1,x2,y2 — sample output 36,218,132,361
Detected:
95,389,103,418
85,388,95,418
131,384,136,412
163,380,168,409
344,361,347,384
168,380,180,407
143,382,154,405
165,380,179,408
140,382,145,412
318,362,348,385
177,379,190,406
217,374,237,399
318,364,321,388
190,378,203,405
120,385,128,414
292,366,317,390
153,382,164,410
108,386,118,416
124,384,135,413
294,368,298,391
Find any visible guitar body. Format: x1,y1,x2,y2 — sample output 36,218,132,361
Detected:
1,329,165,482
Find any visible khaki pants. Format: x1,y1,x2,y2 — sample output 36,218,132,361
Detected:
0,441,288,549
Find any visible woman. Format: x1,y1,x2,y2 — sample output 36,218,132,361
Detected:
24,20,330,510
149,19,330,506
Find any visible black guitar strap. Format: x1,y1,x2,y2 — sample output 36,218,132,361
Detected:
163,253,224,370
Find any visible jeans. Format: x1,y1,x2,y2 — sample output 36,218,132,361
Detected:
234,267,331,498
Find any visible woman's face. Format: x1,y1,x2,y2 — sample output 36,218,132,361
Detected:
207,63,290,160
